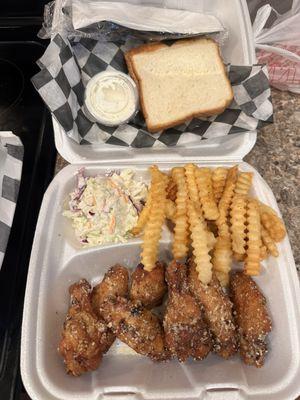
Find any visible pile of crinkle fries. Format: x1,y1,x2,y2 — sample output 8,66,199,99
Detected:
132,164,286,286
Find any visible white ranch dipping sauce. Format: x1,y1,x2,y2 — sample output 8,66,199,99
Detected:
84,71,138,126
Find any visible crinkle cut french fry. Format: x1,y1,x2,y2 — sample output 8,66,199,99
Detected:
260,245,268,261
217,165,238,237
213,166,237,283
259,202,278,216
260,212,286,242
259,202,286,242
195,167,219,221
172,167,189,259
185,164,216,250
261,227,279,257
212,167,228,204
233,252,246,262
245,198,261,276
187,199,213,285
234,172,253,197
185,163,204,219
141,166,167,271
206,230,217,251
131,191,152,236
230,195,247,254
212,235,232,282
184,165,197,202
165,199,176,222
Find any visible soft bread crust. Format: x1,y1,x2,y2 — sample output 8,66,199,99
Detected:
125,38,233,133
125,52,138,83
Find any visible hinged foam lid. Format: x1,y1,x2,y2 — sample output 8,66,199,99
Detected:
54,119,257,165
52,0,257,165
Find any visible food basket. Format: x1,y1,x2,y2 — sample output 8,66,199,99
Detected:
21,1,300,400
52,0,256,163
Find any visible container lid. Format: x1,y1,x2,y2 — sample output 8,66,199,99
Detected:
54,119,257,165
52,0,257,166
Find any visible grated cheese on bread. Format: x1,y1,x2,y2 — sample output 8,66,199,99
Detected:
125,38,233,133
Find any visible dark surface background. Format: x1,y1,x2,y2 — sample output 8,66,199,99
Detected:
0,19,56,400
0,0,49,17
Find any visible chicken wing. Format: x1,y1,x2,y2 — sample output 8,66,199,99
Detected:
58,279,115,376
100,296,170,361
91,264,129,314
188,259,238,359
230,271,272,367
163,261,212,362
130,262,167,308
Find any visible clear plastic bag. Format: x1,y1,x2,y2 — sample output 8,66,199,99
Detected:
38,0,227,44
253,2,300,93
38,0,73,39
71,0,224,34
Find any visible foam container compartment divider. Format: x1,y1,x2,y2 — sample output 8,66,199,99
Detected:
21,161,300,400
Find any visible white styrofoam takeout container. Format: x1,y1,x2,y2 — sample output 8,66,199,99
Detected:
52,0,256,163
21,158,300,400
21,1,300,399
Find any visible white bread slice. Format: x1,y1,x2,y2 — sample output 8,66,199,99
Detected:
125,38,233,133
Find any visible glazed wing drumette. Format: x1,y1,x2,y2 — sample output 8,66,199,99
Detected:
188,260,238,359
91,264,129,313
130,262,167,308
230,271,272,367
163,261,212,362
58,279,115,376
100,297,170,361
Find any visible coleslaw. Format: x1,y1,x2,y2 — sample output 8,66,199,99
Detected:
63,169,147,246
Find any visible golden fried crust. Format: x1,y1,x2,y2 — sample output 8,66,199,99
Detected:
58,279,115,376
130,262,167,308
164,261,212,362
188,260,238,359
100,297,170,361
91,264,129,314
230,272,272,367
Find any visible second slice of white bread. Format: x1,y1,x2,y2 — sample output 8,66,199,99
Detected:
125,38,233,133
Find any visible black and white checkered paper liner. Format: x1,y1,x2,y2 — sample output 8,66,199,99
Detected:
0,132,23,269
32,34,273,148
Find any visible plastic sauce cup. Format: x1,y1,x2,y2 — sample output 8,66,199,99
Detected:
84,71,139,126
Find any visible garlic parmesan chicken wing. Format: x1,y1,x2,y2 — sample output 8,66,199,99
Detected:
163,261,212,362
230,272,272,367
100,297,170,361
130,262,167,308
90,264,129,354
188,260,237,359
58,279,115,376
91,264,129,313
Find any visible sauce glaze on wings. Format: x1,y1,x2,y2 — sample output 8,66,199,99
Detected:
164,261,212,362
230,271,272,367
58,279,115,376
